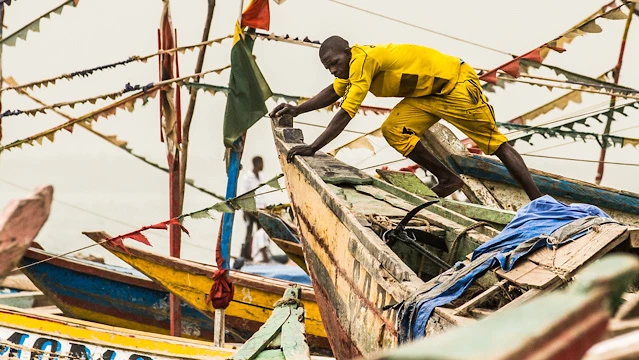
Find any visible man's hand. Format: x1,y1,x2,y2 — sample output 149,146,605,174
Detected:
286,145,316,163
270,103,300,118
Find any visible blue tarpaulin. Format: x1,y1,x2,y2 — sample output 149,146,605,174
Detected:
241,263,312,286
397,195,614,342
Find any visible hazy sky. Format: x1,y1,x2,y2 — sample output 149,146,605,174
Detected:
0,0,637,264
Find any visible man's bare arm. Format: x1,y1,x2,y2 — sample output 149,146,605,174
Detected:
270,84,339,118
286,109,352,162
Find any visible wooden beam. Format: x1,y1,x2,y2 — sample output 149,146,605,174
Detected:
454,279,508,316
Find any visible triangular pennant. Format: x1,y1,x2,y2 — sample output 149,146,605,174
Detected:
480,70,498,84
211,202,234,213
265,176,282,190
35,137,44,145
190,209,214,219
579,20,603,33
232,192,257,212
521,48,543,63
45,132,55,143
124,232,152,246
602,8,628,20
500,59,520,78
623,138,639,148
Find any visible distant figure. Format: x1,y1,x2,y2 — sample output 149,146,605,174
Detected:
270,36,542,201
239,156,265,260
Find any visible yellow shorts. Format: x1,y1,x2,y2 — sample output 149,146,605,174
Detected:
380,63,508,155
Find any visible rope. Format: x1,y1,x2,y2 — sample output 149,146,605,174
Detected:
447,222,492,264
273,297,304,309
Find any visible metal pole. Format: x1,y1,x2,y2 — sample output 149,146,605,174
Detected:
594,2,635,184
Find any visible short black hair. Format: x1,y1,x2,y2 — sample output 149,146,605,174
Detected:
319,35,349,57
252,156,263,166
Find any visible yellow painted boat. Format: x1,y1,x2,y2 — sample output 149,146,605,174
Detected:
0,304,234,359
270,115,633,359
84,231,331,356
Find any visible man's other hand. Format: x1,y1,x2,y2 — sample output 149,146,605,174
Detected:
286,145,316,163
270,103,300,118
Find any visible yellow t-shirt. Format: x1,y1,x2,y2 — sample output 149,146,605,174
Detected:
334,44,462,118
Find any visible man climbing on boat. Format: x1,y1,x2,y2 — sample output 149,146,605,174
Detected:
270,36,543,200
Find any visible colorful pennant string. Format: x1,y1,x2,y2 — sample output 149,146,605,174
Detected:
0,34,232,94
0,0,80,47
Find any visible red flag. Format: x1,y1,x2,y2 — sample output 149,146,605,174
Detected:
241,0,270,31
206,219,234,309
480,70,499,84
522,48,543,63
501,59,520,78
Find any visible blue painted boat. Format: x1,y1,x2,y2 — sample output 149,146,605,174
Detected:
417,124,639,226
19,247,222,342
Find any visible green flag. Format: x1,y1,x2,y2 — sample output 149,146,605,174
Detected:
223,22,273,147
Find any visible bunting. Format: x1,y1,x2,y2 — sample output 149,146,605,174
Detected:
0,83,154,119
499,121,639,149
0,35,232,94
254,31,321,48
0,0,80,47
100,174,284,253
328,128,383,156
185,82,392,116
479,3,628,85
0,66,230,120
0,86,159,152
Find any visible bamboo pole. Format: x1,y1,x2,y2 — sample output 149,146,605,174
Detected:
595,2,635,185
179,0,217,212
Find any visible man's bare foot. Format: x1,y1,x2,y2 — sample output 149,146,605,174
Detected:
431,177,463,198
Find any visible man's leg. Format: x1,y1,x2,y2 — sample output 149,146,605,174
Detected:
493,142,542,200
381,98,463,198
406,141,463,197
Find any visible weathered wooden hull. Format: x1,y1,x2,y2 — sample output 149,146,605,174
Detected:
0,185,53,281
0,305,233,359
271,116,631,359
83,232,331,355
19,248,219,342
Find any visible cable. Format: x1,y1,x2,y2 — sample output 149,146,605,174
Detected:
520,153,639,166
326,0,512,56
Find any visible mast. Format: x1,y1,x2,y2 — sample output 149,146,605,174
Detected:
594,2,635,184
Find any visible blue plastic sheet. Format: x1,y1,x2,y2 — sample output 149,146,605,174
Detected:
398,195,612,342
241,263,312,286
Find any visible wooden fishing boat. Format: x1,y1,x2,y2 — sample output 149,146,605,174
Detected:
0,185,53,282
418,123,639,226
18,247,223,342
0,304,234,359
370,253,639,360
83,231,332,356
256,209,307,272
270,115,633,359
0,290,49,309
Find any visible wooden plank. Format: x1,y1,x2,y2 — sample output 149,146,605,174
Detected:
303,152,373,185
615,293,639,320
527,223,629,278
376,169,438,198
281,307,310,360
231,306,291,360
454,279,508,316
495,260,558,289
583,329,639,360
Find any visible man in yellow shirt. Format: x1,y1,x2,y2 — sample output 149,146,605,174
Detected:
270,36,542,200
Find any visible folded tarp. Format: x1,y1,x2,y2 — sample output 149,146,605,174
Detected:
397,195,615,342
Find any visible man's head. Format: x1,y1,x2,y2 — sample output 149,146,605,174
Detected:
319,36,351,79
252,156,263,173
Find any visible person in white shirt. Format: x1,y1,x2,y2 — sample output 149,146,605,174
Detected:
239,156,264,260
251,224,272,263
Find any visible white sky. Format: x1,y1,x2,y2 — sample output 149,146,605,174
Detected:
0,0,637,264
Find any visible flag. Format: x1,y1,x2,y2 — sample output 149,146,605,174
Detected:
223,22,272,147
241,0,270,31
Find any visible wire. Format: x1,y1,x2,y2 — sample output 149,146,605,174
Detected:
520,153,639,166
326,0,512,56
523,123,639,155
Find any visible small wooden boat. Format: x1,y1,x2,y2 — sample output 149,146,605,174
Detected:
271,115,633,358
0,304,234,359
0,185,53,282
0,290,49,309
370,253,639,360
18,247,221,342
256,209,307,272
83,231,332,356
420,123,639,226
